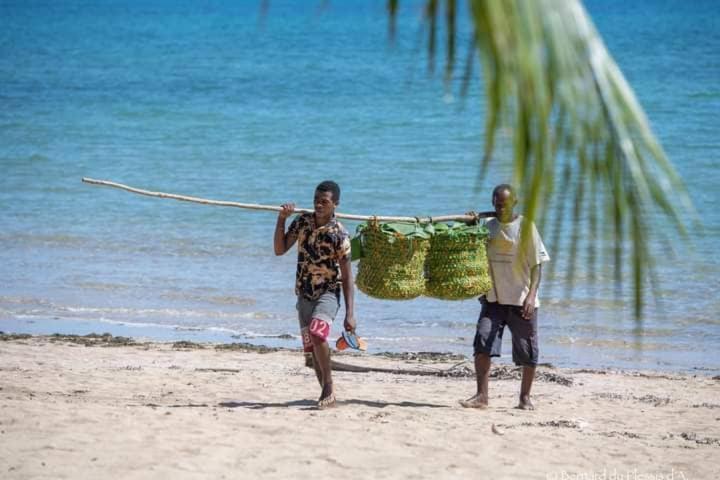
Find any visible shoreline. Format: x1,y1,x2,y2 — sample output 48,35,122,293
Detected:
4,331,720,380
2,327,719,378
1,334,719,479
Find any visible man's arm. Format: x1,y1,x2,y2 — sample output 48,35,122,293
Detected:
522,264,542,319
339,256,356,332
274,203,297,256
465,210,497,225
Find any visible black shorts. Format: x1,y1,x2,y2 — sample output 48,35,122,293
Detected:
472,301,539,366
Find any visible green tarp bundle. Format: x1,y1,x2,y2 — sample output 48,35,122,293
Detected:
353,221,492,301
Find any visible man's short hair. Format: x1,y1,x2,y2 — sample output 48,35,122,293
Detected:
492,183,515,202
316,180,341,203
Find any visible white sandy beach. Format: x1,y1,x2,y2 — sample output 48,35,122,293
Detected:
1,335,718,480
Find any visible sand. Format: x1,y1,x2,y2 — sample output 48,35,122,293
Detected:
0,334,718,479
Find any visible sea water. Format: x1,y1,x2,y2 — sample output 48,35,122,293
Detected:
1,0,719,373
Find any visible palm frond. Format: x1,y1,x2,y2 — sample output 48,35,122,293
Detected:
410,0,695,318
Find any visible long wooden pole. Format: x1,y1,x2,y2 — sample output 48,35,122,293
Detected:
81,177,490,223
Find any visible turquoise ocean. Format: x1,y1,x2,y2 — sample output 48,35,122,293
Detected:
2,0,719,373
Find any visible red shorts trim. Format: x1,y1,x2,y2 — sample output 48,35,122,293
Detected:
300,327,313,352
309,317,331,342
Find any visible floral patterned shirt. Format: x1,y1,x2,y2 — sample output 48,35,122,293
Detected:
288,213,351,300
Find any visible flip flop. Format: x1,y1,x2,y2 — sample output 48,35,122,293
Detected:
335,331,368,351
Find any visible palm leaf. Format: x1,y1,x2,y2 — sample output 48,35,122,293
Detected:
408,0,695,318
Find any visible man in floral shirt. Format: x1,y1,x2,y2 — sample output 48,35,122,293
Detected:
274,180,355,408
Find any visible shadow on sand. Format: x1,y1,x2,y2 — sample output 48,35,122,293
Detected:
218,399,449,410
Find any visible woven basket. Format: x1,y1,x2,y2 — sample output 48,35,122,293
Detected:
424,223,492,300
355,222,429,300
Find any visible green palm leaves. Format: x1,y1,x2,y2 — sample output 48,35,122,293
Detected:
390,0,693,317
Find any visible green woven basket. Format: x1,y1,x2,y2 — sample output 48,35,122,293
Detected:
355,221,430,300
424,222,492,300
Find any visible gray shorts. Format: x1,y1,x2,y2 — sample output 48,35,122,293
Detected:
296,291,340,350
473,301,539,366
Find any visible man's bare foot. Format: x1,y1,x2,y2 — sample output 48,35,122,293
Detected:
318,384,336,409
518,395,535,410
318,393,336,409
459,394,488,409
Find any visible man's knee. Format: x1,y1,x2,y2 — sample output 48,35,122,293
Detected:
474,353,492,373
310,332,326,346
474,352,491,360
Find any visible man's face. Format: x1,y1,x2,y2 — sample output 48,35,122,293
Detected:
493,189,516,222
314,190,336,217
